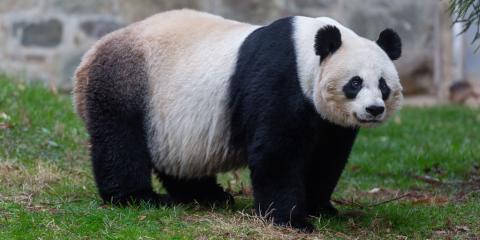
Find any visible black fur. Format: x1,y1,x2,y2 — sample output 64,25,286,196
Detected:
315,25,342,63
84,34,170,206
376,29,402,60
229,18,358,231
379,77,391,100
155,170,234,206
343,76,363,99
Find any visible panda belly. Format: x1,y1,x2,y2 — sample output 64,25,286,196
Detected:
140,12,258,178
146,78,246,178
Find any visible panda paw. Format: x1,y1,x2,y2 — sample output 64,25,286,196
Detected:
197,190,235,207
273,219,315,233
106,192,173,207
308,201,339,217
292,222,315,233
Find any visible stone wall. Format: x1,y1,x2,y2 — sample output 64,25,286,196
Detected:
0,0,439,92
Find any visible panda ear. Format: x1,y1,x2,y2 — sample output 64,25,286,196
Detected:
376,29,402,61
315,25,342,63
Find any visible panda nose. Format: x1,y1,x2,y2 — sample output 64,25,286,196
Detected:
366,105,385,117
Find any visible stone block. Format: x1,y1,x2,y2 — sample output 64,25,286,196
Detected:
80,19,125,38
20,19,63,48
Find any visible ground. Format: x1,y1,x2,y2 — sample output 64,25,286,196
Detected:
0,76,479,239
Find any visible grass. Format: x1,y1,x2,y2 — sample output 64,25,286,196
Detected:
0,75,479,239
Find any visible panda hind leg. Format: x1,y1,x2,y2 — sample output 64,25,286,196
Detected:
88,112,172,207
155,170,234,207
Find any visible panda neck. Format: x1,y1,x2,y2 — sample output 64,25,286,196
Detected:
292,16,325,101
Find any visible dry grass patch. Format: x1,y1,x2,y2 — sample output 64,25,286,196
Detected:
182,211,328,240
0,161,61,203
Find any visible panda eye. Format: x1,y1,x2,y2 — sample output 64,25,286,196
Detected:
350,77,363,89
379,78,391,100
379,79,387,89
343,76,363,99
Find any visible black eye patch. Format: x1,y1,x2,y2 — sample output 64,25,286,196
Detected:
343,76,363,99
379,78,391,100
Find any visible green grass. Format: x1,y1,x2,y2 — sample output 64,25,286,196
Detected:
0,76,479,239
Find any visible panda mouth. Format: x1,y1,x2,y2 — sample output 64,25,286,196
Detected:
354,113,380,123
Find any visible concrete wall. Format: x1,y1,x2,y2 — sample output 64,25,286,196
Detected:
0,0,438,92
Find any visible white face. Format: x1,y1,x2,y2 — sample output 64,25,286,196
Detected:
313,39,403,128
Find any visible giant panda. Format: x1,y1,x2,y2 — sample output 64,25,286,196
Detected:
73,9,402,231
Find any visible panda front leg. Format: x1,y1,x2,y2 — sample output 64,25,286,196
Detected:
248,135,313,232
305,127,358,217
305,154,347,217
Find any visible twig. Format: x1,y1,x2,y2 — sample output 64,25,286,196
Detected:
367,194,409,207
334,194,409,209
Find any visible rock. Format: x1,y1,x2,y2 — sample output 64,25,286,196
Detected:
20,19,63,48
80,19,125,38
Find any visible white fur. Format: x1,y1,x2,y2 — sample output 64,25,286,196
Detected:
293,16,403,128
139,10,259,178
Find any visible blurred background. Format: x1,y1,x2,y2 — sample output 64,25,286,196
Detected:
0,0,479,105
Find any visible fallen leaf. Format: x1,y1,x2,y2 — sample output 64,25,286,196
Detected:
368,188,382,194
434,230,447,236
349,164,361,172
138,215,147,221
414,175,442,185
47,140,59,147
410,196,449,205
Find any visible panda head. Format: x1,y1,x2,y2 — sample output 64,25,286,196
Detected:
312,25,403,128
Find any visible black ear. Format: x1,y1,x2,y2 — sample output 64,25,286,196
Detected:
376,29,402,60
315,25,342,62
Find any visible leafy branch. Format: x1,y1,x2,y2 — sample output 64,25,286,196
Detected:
450,0,480,51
